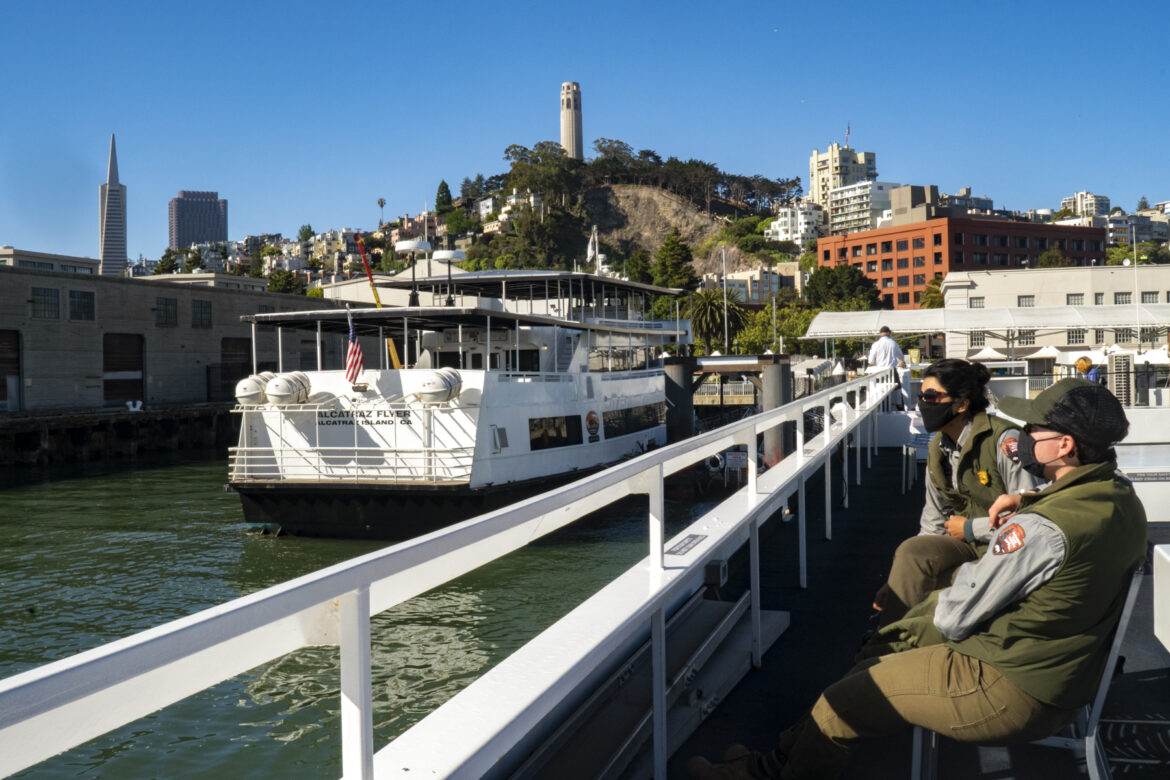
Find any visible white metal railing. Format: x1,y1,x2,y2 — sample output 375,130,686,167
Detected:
0,369,898,779
228,447,475,483
229,401,476,484
695,381,755,397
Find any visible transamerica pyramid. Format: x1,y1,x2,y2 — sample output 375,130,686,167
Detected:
99,134,127,276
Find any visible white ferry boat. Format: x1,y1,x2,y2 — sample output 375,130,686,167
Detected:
227,270,691,538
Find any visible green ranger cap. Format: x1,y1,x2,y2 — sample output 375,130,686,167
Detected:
999,378,1129,452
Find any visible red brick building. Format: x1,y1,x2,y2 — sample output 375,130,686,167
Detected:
816,217,1107,309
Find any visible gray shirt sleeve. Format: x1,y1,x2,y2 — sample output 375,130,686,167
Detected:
919,471,949,535
933,512,1066,641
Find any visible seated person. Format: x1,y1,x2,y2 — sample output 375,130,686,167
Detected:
873,359,1042,626
689,379,1146,780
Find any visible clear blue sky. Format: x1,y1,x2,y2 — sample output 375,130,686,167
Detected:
2,0,1167,263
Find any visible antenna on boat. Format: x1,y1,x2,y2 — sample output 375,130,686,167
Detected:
433,250,465,307
396,239,430,307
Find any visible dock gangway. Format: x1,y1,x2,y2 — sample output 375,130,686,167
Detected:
0,370,904,778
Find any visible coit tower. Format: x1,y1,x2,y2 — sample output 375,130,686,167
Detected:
560,82,583,161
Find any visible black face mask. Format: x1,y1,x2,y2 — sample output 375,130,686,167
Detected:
1018,431,1059,478
919,401,958,433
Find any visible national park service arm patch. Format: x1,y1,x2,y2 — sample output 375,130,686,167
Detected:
992,523,1026,555
1001,438,1020,463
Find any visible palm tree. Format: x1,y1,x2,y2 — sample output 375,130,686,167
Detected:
688,288,748,354
377,198,386,227
919,274,944,308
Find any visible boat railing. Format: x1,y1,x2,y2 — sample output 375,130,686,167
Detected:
228,446,475,483
228,401,477,484
0,369,900,779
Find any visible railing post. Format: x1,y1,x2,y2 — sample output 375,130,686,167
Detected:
796,405,806,464
651,605,667,779
340,586,374,780
648,464,664,573
798,480,807,588
842,432,849,509
749,518,762,667
746,430,758,506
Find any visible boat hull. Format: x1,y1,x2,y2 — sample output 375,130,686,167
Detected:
232,473,594,540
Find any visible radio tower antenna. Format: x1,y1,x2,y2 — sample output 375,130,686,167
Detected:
845,122,851,147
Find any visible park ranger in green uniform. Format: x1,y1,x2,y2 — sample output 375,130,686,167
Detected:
873,359,1043,626
689,378,1146,780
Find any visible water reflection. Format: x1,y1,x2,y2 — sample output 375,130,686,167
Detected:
1,454,708,777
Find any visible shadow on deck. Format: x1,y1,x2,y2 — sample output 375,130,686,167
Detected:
671,447,1170,779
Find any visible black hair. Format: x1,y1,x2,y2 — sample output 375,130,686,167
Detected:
923,359,991,415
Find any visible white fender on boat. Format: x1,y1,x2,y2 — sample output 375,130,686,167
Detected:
234,372,277,405
265,372,312,406
417,368,463,404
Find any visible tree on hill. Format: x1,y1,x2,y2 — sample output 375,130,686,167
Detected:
435,180,453,213
623,248,653,284
504,141,579,204
377,198,386,226
267,269,305,295
804,264,881,310
651,228,700,290
1037,248,1072,268
183,248,204,273
153,248,179,274
1138,195,1150,210
297,224,314,242
1051,208,1075,221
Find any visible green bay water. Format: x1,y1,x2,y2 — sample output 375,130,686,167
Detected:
0,451,703,777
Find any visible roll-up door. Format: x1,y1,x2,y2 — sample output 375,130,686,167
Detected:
103,333,144,403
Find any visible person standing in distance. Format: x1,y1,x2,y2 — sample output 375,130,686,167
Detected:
866,325,906,373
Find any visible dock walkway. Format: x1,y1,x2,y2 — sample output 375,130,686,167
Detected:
672,448,1170,779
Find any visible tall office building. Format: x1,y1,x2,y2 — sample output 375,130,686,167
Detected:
560,82,583,161
808,142,878,208
98,134,128,276
169,191,228,250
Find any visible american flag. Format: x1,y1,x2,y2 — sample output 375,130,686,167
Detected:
345,312,363,383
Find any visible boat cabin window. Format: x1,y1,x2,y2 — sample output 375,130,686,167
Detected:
528,415,583,451
603,402,667,438
506,349,540,372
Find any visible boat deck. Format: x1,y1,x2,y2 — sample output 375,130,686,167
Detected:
672,448,1170,779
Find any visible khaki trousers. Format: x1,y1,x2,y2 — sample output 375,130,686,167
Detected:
778,646,1076,780
879,535,978,626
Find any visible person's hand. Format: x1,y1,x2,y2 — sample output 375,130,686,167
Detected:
988,493,1022,528
944,515,966,540
872,582,889,612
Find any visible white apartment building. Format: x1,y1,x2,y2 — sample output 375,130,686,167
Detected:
765,202,822,245
1060,191,1111,218
1106,213,1170,245
827,181,899,236
941,265,1170,360
807,143,877,209
702,262,802,303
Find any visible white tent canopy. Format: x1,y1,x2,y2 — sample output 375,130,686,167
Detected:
969,346,1008,360
804,303,1170,339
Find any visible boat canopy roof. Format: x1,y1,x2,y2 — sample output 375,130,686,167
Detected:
805,303,1170,338
242,305,687,338
378,270,684,299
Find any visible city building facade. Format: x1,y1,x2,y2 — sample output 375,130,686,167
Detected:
765,202,822,245
828,181,899,235
1060,190,1111,218
0,264,341,411
168,191,228,250
807,142,877,208
817,217,1107,310
940,265,1170,359
1,247,100,275
701,262,802,303
98,134,127,277
560,82,583,161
